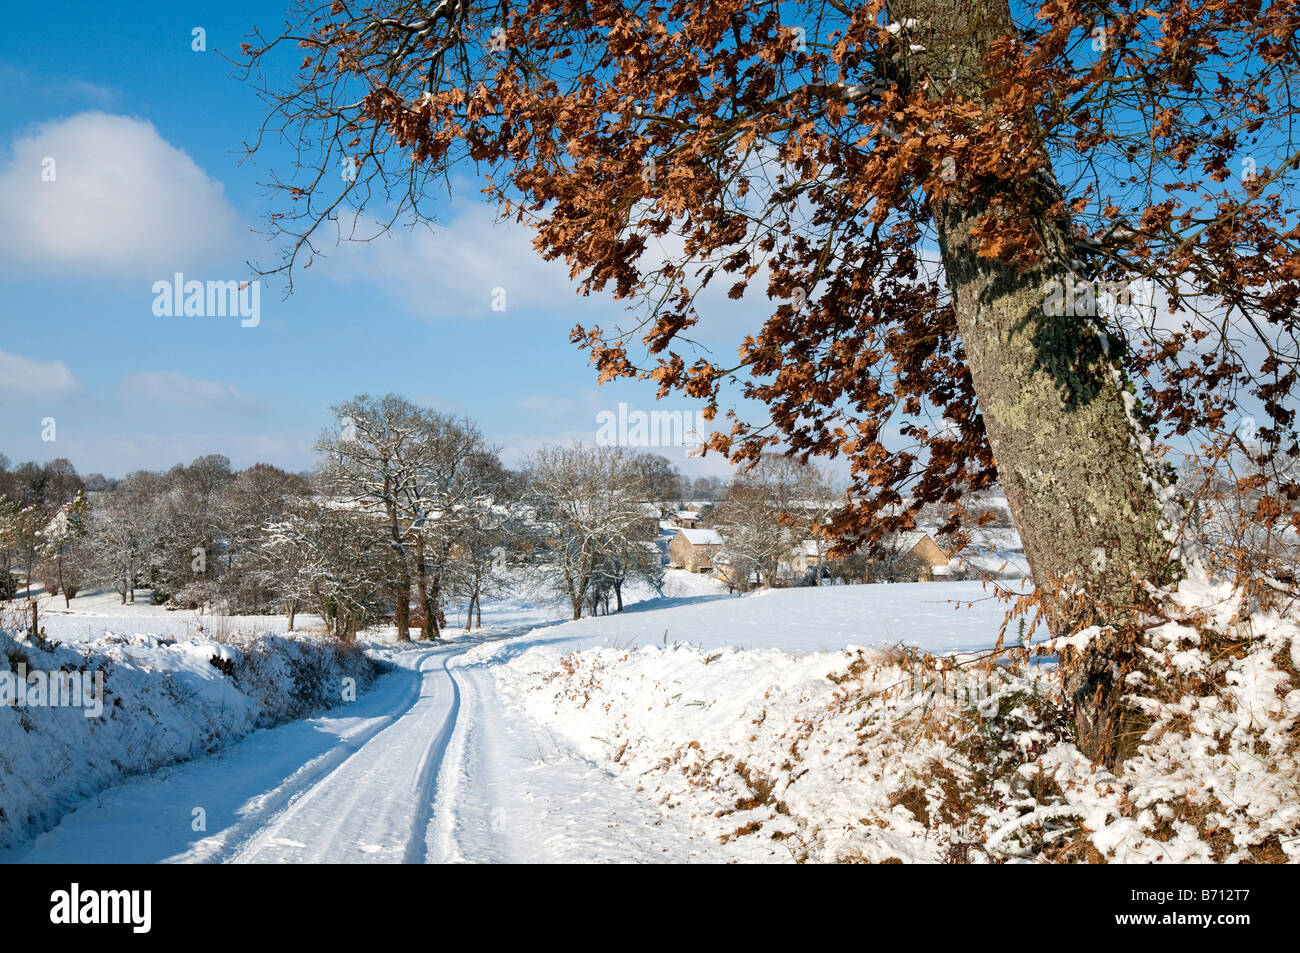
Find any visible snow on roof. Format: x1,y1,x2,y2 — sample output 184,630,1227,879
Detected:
676,527,723,546
894,531,927,550
891,531,948,565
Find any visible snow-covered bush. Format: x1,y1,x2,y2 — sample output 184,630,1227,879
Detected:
1029,576,1300,862
0,626,384,848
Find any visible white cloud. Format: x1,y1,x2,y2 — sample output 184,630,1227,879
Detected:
0,348,78,396
328,199,619,322
118,371,262,414
0,112,240,273
0,63,118,107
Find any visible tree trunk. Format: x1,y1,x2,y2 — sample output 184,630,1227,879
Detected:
387,498,411,642
427,596,442,639
415,537,434,640
567,574,585,620
427,563,443,641
394,574,411,641
899,0,1177,763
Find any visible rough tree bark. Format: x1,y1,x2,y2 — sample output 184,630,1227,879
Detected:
415,536,434,640
898,0,1178,763
384,492,412,642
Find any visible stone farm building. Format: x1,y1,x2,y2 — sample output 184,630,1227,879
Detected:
671,524,951,584
890,531,951,579
668,526,724,573
671,509,703,529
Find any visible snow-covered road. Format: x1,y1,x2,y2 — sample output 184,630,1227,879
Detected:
1,628,723,864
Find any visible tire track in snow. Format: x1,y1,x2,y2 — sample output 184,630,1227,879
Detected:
226,649,458,863
6,618,730,864
429,641,730,863
182,649,442,863
425,654,477,863
401,650,460,864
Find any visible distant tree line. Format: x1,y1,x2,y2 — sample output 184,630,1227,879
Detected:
0,395,716,639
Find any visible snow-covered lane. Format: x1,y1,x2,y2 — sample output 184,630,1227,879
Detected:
2,581,1017,864
427,646,733,863
227,649,457,864
1,625,734,864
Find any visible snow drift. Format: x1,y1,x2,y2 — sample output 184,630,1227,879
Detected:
0,625,382,848
493,575,1300,863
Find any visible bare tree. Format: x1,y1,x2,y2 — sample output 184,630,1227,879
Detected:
318,394,494,639
86,475,158,605
525,444,659,619
262,500,394,640
447,453,523,630
215,463,314,614
37,492,92,607
712,455,827,589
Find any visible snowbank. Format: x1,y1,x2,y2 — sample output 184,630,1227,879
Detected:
0,625,382,848
491,574,1300,863
492,639,983,862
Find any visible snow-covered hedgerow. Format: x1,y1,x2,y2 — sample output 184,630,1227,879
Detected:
0,627,383,848
495,640,1038,862
493,575,1300,863
1034,576,1300,863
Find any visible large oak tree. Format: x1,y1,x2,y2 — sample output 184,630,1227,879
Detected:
244,0,1300,761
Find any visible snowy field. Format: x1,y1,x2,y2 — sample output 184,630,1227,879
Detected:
16,587,322,646
28,569,1020,658
526,578,1028,656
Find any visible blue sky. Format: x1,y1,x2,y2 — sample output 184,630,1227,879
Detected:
0,0,748,480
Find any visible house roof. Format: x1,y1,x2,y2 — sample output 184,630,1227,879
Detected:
675,527,723,546
892,531,948,565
